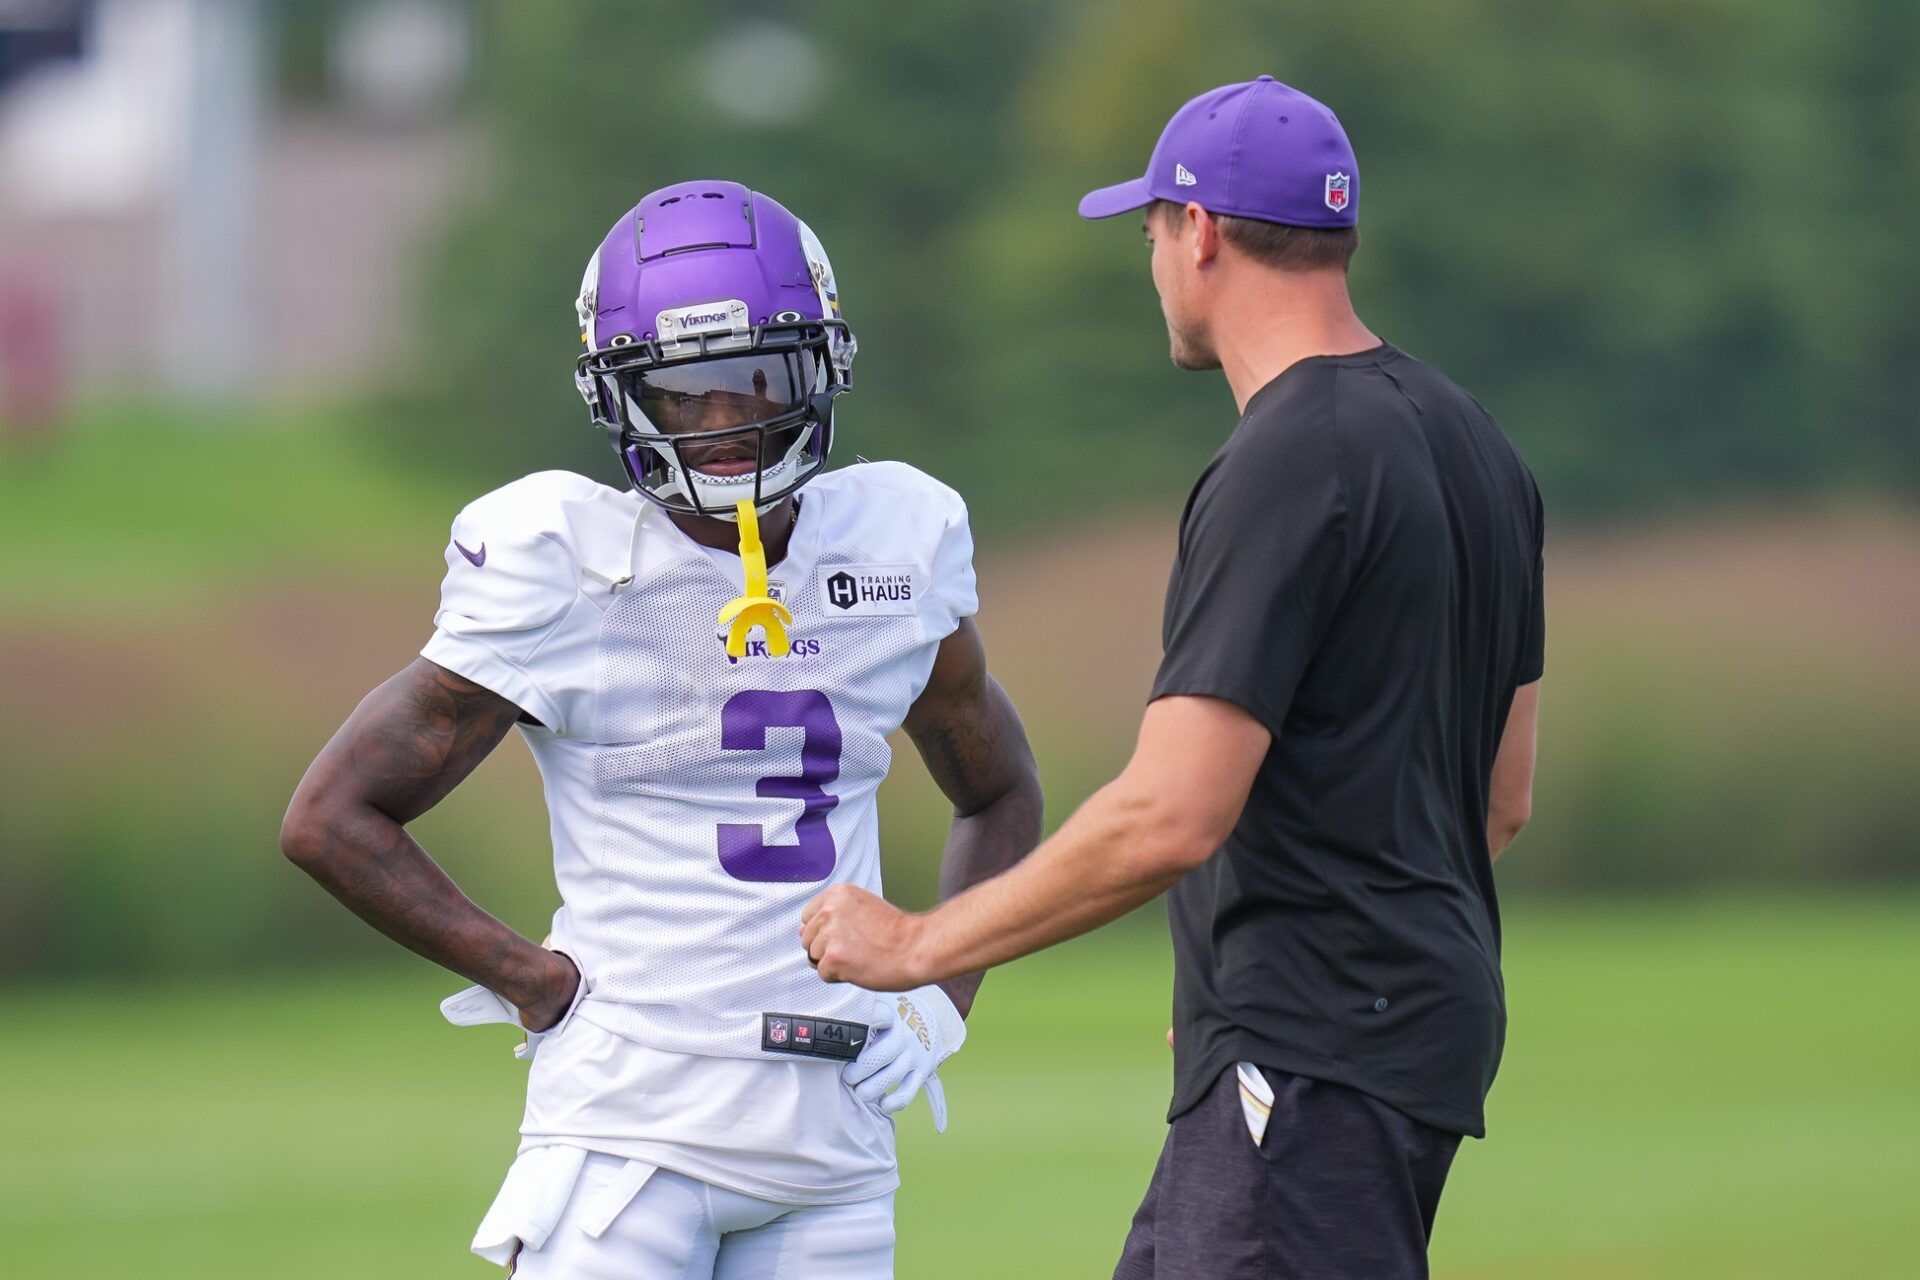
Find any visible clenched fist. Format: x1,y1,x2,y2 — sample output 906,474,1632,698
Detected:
800,885,930,990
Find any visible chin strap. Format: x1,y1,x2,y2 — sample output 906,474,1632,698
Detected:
716,499,794,658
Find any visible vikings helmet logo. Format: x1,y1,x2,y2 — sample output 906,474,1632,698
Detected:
575,252,600,346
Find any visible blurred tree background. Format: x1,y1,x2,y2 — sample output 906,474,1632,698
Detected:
413,0,1919,525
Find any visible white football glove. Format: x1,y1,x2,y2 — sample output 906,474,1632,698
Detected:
439,950,589,1062
843,986,967,1132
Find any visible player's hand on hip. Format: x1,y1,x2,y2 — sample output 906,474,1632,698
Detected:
800,885,927,989
516,948,583,1034
844,989,967,1133
439,946,586,1063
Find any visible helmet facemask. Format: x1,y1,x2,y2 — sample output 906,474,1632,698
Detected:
577,317,850,520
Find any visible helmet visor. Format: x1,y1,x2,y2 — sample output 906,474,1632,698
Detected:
616,349,821,479
623,349,819,433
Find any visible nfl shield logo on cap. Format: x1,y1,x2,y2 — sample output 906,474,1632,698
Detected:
1324,173,1351,213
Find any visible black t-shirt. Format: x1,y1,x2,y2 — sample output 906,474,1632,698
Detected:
1154,343,1544,1138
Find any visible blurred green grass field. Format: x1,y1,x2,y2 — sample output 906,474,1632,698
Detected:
3,895,1915,1279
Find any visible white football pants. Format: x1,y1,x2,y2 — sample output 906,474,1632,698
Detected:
502,1151,895,1279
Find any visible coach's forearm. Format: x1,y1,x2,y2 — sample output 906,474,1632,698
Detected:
930,770,1045,1016
913,778,1205,983
281,798,555,1006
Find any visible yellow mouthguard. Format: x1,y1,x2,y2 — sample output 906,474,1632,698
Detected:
717,499,794,658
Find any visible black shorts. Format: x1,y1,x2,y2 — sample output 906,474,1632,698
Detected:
1114,1064,1462,1280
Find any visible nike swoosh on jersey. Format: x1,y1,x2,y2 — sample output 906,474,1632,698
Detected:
455,540,487,567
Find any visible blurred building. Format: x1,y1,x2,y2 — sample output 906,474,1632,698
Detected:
0,0,478,407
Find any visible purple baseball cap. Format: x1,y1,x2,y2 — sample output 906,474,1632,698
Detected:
1079,75,1358,228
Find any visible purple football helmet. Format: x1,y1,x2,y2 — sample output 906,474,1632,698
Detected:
574,181,857,520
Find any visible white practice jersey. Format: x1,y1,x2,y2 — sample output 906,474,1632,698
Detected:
421,461,974,1202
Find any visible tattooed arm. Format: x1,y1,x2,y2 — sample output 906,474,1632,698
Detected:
280,658,579,1030
899,618,1044,1017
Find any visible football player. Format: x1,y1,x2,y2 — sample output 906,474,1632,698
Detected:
282,180,1043,1278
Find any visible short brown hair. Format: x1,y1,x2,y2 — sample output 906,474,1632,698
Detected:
1150,200,1359,272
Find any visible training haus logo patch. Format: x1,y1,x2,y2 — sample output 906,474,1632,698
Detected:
1324,172,1351,212
822,564,918,616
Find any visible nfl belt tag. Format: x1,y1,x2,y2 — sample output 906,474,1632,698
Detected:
717,499,794,658
761,1013,870,1060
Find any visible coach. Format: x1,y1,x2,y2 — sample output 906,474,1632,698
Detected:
803,75,1544,1278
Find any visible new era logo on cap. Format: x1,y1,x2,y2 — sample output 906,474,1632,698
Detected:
1174,163,1198,187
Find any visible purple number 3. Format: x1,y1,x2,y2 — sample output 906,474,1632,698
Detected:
717,689,842,883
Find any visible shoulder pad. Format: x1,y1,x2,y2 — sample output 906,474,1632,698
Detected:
439,471,609,637
810,462,975,639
